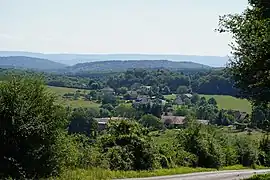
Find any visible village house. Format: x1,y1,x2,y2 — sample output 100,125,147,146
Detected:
233,111,249,122
161,115,210,128
161,115,186,128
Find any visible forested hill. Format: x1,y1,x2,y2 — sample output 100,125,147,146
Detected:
66,60,211,73
0,51,228,67
0,56,67,70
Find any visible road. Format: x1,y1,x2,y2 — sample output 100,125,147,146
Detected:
116,169,270,180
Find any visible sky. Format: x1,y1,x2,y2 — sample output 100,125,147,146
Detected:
0,0,248,56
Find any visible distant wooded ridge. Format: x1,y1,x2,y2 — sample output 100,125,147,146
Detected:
0,56,225,73
0,51,229,67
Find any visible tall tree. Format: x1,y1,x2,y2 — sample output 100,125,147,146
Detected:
68,108,98,138
218,0,270,104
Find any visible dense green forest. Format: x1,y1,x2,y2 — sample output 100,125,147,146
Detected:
0,67,238,96
66,60,210,72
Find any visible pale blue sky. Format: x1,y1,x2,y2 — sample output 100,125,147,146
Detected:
0,0,247,55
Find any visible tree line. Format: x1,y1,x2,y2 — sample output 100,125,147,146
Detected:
0,67,238,96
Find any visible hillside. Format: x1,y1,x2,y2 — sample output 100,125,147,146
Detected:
0,51,228,67
65,60,211,72
0,56,66,70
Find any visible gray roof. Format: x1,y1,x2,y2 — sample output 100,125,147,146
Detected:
161,116,186,125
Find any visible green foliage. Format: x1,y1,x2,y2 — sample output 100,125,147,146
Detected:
251,104,270,131
177,123,225,168
139,114,164,131
0,75,76,179
191,93,200,104
196,104,217,121
174,106,190,116
98,120,160,171
208,97,217,106
101,94,117,106
68,108,98,138
99,108,111,118
133,102,163,118
218,1,270,104
177,86,189,94
235,136,259,167
259,135,270,166
214,110,236,126
114,104,136,118
246,174,270,180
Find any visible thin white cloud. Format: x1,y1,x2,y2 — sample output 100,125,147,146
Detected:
0,33,23,40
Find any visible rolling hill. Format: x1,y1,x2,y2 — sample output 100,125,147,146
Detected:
0,51,229,67
65,60,211,72
0,56,66,70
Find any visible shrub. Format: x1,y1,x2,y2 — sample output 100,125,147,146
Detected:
98,120,161,171
0,75,75,179
235,136,259,167
177,122,225,169
139,114,164,131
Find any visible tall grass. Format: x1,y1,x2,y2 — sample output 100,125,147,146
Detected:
54,165,265,180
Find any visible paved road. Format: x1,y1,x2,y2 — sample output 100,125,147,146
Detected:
116,169,270,180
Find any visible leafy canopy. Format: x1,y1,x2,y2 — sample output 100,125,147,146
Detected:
218,0,270,104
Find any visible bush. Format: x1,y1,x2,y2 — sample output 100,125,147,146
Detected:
235,136,259,167
139,114,164,131
259,135,270,166
177,122,225,169
68,108,98,138
74,134,108,169
0,75,76,179
98,120,161,171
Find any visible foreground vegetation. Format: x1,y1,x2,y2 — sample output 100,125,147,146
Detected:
56,165,261,180
247,174,270,180
54,167,215,180
2,75,270,180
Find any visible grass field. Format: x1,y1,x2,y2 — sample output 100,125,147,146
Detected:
48,86,100,109
164,94,252,113
59,99,100,109
201,94,252,113
48,86,89,96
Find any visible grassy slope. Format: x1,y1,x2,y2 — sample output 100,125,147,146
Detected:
48,86,100,109
48,86,81,95
201,94,252,113
164,94,252,113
